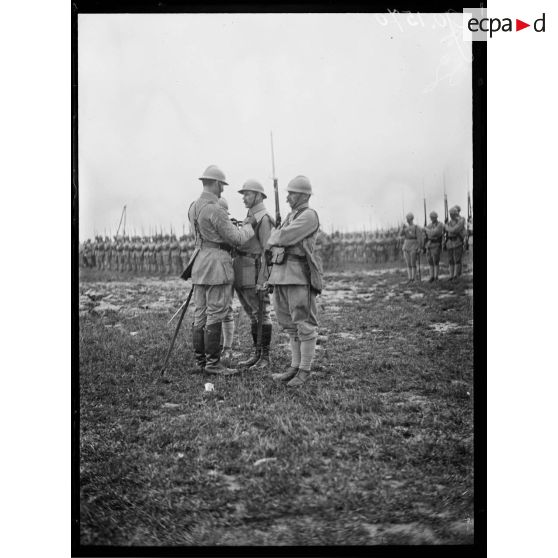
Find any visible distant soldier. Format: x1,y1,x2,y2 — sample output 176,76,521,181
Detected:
179,235,189,271
231,180,275,371
162,235,171,275
267,175,323,388
423,211,444,282
445,205,467,281
169,234,180,275
399,213,421,283
188,165,256,375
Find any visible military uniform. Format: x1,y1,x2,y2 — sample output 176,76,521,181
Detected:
423,213,444,281
233,193,274,370
445,207,466,280
267,176,323,388
188,175,255,375
400,215,421,282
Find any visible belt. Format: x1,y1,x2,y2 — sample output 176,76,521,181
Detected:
201,240,232,253
236,250,259,259
284,253,307,262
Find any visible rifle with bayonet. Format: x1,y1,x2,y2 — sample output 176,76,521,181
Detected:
254,132,282,362
442,176,449,251
465,189,472,251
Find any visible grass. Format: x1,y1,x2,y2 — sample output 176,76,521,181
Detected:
78,264,474,546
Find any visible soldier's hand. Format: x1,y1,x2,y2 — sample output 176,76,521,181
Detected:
256,283,268,293
243,215,257,228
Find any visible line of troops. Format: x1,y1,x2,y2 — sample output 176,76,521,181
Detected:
79,229,421,272
79,235,196,275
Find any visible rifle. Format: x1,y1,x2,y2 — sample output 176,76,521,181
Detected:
271,131,281,228
465,188,472,251
253,132,282,361
442,175,449,251
158,285,194,380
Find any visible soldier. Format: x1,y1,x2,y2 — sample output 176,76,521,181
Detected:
179,234,189,271
170,234,181,275
216,197,236,365
445,205,466,281
162,234,171,275
189,165,257,375
423,211,444,282
266,175,323,388
230,180,275,371
399,213,421,283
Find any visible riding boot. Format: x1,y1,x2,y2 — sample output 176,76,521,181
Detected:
204,322,239,375
237,322,261,368
192,324,206,372
250,323,272,370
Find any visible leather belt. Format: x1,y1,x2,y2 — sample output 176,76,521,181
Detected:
284,253,307,262
236,251,259,259
201,240,232,252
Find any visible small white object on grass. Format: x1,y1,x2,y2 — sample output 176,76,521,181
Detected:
204,383,214,392
254,457,277,466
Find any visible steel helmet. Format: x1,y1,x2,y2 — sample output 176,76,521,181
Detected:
287,175,313,195
406,212,414,220
199,165,228,185
429,211,438,219
238,179,267,199
449,205,459,215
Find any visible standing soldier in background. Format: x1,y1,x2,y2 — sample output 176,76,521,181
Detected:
155,236,164,275
162,234,171,275
232,180,275,371
423,211,444,282
267,175,323,388
445,205,466,281
170,234,181,275
122,236,130,273
400,213,421,283
188,165,256,375
179,234,189,272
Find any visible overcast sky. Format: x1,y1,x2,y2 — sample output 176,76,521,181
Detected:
78,13,472,239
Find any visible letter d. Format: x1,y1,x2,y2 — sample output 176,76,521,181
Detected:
534,13,545,32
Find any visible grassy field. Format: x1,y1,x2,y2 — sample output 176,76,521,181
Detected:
78,264,474,546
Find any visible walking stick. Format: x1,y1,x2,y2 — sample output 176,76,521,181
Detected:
158,285,194,379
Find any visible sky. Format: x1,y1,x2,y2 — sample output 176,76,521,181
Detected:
78,13,472,239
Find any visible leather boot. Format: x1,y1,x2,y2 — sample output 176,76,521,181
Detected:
250,323,272,370
237,322,260,368
272,366,299,382
204,322,239,375
192,325,206,372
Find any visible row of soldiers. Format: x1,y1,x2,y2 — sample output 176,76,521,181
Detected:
79,235,196,275
78,229,422,272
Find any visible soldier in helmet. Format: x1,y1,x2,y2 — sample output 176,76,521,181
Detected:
266,175,323,388
188,165,257,376
230,180,275,371
399,212,421,283
423,211,444,282
445,205,467,281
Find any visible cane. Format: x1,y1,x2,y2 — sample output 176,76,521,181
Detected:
159,285,194,379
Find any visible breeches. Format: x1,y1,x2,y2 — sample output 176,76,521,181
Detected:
193,284,233,327
448,245,463,265
235,287,272,325
272,285,318,341
427,244,441,265
403,249,417,267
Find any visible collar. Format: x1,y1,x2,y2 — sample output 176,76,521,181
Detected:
291,201,309,213
200,191,219,202
248,202,268,222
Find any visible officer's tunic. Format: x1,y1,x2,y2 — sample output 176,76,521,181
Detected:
267,202,321,341
188,192,254,327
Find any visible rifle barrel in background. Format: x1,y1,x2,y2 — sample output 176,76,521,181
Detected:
270,131,281,228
